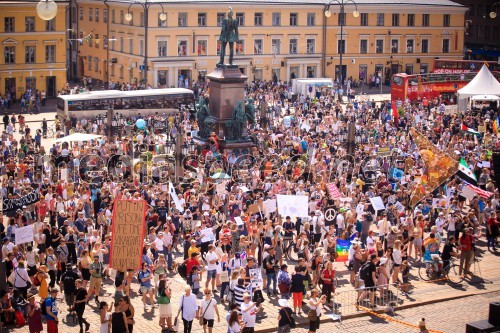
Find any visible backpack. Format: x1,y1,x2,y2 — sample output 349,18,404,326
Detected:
310,255,318,270
178,262,187,279
359,262,371,281
34,273,42,287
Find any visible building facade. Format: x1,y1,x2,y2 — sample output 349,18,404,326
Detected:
451,0,500,60
73,0,467,88
0,1,68,98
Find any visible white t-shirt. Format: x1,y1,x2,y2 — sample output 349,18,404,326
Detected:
366,236,375,250
200,298,217,320
336,214,345,230
154,237,164,251
240,302,257,327
205,251,218,271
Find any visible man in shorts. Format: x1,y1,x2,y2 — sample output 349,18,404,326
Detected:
204,244,218,291
357,254,378,308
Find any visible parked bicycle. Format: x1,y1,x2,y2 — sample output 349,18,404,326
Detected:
418,257,463,284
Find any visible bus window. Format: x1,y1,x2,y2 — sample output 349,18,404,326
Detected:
144,95,163,109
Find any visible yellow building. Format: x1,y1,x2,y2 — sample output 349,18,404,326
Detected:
74,0,467,88
0,1,68,98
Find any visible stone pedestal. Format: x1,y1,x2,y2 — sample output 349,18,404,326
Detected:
194,65,254,156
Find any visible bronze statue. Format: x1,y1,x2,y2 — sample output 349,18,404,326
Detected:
218,7,239,66
197,96,210,137
245,98,256,125
232,101,246,140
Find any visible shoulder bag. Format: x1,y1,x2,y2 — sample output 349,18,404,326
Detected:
199,299,213,326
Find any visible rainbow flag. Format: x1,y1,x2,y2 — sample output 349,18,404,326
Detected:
336,239,351,262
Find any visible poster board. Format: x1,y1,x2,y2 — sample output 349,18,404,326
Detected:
200,228,215,243
168,182,184,212
249,268,263,289
15,225,34,245
248,202,264,215
110,199,147,271
369,196,385,211
432,198,449,209
276,195,309,218
234,216,244,226
263,199,277,215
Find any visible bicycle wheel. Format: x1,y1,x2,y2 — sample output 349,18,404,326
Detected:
285,244,299,262
418,265,432,281
446,263,464,284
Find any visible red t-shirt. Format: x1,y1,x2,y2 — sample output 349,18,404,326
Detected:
186,258,200,277
321,269,335,285
460,234,474,252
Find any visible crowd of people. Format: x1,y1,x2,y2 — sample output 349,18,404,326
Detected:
0,77,499,333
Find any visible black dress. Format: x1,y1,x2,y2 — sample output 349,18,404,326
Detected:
111,312,127,333
124,306,133,333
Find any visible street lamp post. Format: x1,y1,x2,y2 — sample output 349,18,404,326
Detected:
489,2,500,18
37,0,58,20
324,0,359,96
125,1,167,87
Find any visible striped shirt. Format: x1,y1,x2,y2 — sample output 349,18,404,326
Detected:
233,284,247,306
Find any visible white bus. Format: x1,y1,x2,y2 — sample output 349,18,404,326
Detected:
56,88,196,119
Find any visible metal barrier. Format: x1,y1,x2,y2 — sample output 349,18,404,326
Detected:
331,283,402,322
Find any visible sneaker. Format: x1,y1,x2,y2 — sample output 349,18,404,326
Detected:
85,323,90,332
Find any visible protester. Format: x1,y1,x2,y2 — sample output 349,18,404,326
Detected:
178,285,198,333
199,288,220,333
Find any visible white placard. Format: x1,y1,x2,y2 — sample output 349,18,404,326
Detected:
460,186,476,201
481,161,491,168
387,195,396,204
239,186,250,193
216,181,227,195
276,195,309,218
234,216,244,226
15,225,34,245
300,123,311,132
249,268,263,289
60,168,68,182
394,201,405,214
168,182,184,212
340,197,353,203
283,116,292,128
200,228,214,243
263,199,277,215
369,196,386,211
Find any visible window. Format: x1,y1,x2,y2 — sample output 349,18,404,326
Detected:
94,57,99,72
235,40,244,55
443,14,450,27
158,13,167,27
421,39,429,53
405,64,413,75
25,46,36,63
360,13,368,26
376,13,384,26
420,63,428,74
111,64,115,77
88,58,92,71
96,8,100,22
254,39,263,54
422,14,429,27
45,18,55,31
197,40,207,55
4,46,15,64
79,8,84,20
112,9,115,23
120,37,124,52
120,10,124,24
290,13,298,26
178,13,187,27
103,9,108,23
307,66,315,78
129,39,133,54
306,38,315,54
25,17,35,32
407,14,415,26
139,40,144,56
103,35,108,48
307,13,315,26
338,40,345,54
254,13,263,26
289,38,298,54
406,39,414,53
178,40,187,56
442,39,450,53
493,27,499,41
217,13,225,27
338,13,346,26
198,13,206,27
216,40,222,55
119,66,124,79
88,35,93,47
476,25,483,38
95,33,99,48
375,39,384,53
272,13,281,26
4,18,14,32
236,13,244,26
140,12,144,27
360,39,368,54
392,14,399,26
391,39,399,53
485,26,491,39
272,39,281,55
89,8,93,21
111,35,116,51
158,41,167,57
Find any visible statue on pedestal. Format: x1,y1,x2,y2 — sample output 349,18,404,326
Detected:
197,96,210,138
231,101,246,140
245,98,256,126
217,7,239,66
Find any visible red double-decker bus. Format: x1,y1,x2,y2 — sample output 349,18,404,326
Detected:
391,71,500,103
433,59,500,74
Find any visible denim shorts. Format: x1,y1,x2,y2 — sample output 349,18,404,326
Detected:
207,269,217,279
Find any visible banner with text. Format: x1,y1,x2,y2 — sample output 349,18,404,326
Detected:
15,225,34,245
2,189,40,212
110,199,146,271
276,195,309,218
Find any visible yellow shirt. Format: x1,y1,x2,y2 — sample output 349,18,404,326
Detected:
38,274,49,299
188,246,199,258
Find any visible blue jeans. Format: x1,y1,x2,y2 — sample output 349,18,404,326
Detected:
164,247,173,269
266,272,277,293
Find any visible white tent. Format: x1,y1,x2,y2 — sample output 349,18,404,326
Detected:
54,133,102,142
457,65,500,111
470,94,500,101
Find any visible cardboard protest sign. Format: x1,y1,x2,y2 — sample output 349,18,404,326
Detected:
249,268,263,289
110,199,146,271
2,189,40,212
276,195,309,217
15,226,34,245
248,202,264,215
369,196,385,211
200,228,215,243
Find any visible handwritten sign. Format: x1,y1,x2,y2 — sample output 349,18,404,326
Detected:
200,228,215,243
369,196,385,211
2,189,40,212
110,200,146,271
249,268,263,289
276,195,309,218
234,216,244,226
248,202,264,215
15,226,34,245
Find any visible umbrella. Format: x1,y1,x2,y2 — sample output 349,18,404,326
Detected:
211,172,230,180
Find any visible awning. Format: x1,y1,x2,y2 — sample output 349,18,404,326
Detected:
471,94,500,101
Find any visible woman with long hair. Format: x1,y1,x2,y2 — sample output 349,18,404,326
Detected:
79,249,91,289
227,310,244,333
120,296,135,333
